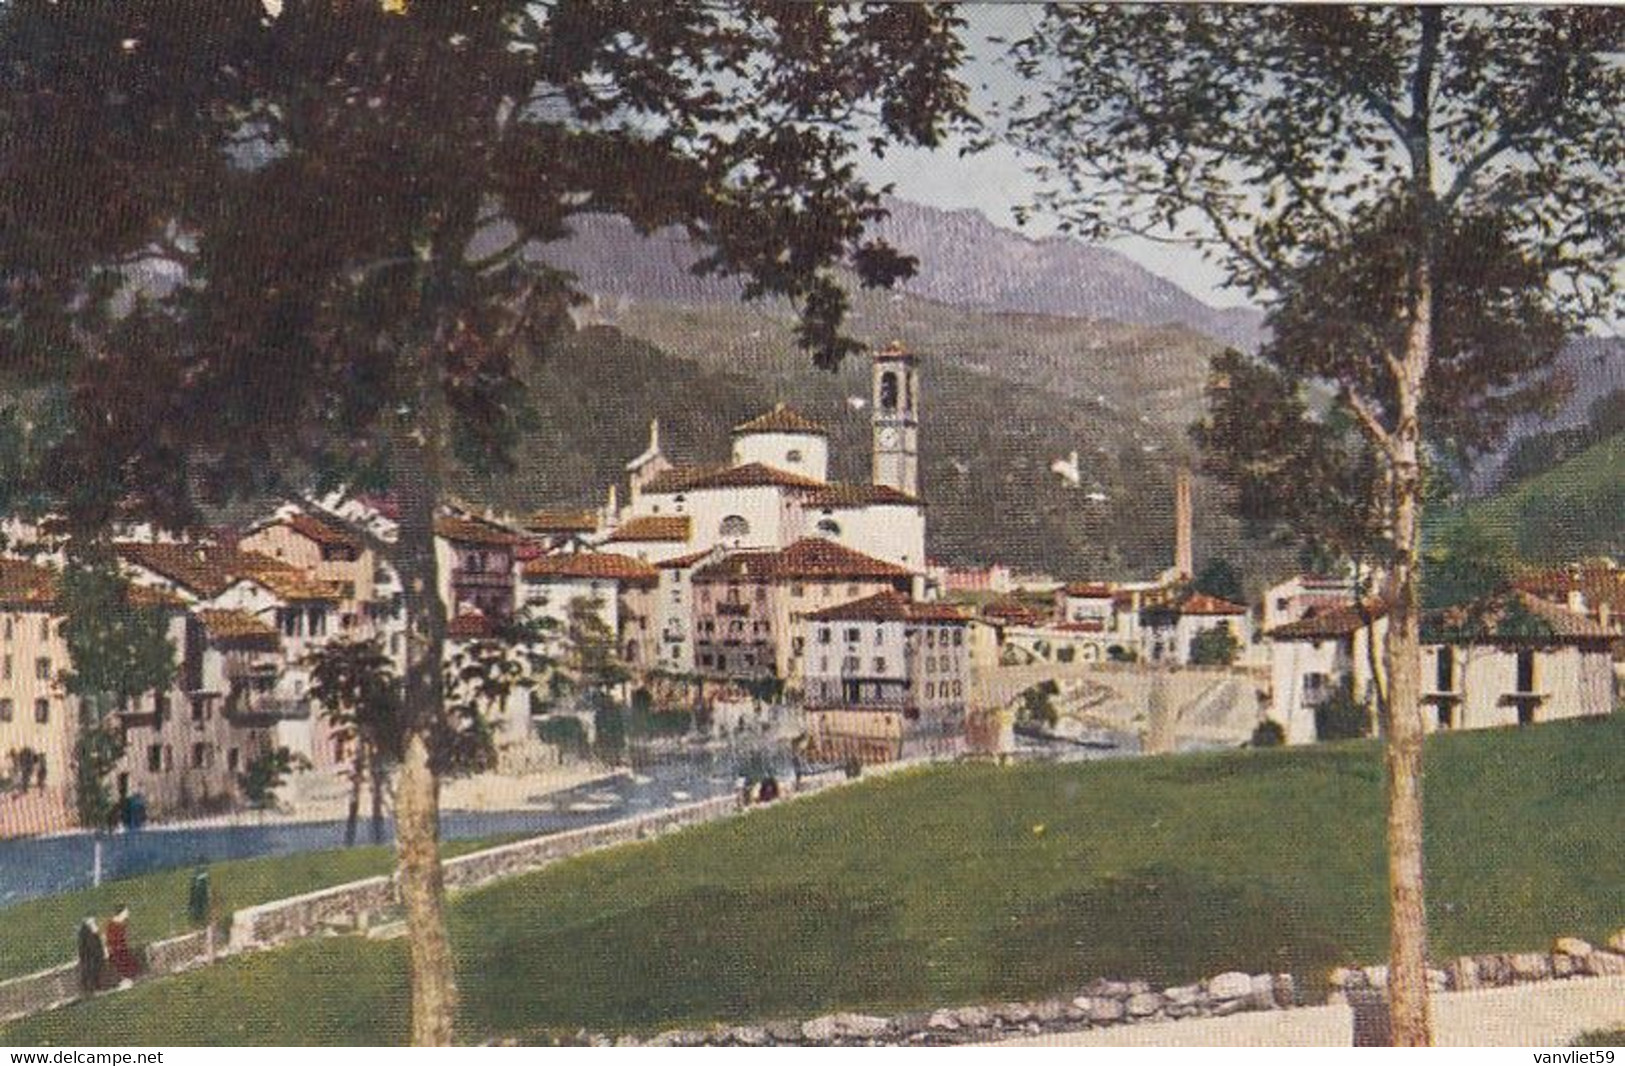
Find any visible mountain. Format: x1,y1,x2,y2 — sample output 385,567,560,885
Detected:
869,198,1265,351
540,197,1265,351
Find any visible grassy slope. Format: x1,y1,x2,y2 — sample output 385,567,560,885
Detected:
1438,431,1625,563
0,838,501,984
5,715,1622,1045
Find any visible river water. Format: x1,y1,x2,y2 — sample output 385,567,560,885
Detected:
0,742,795,909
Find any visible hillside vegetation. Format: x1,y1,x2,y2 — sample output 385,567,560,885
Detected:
7,715,1621,1045
1434,432,1625,563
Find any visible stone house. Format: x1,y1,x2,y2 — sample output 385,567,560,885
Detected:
0,560,77,837
1140,591,1253,664
517,551,660,667
434,515,520,623
1267,601,1389,744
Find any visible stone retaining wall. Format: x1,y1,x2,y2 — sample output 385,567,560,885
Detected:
0,930,213,1025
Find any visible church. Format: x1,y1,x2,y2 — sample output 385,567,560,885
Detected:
596,342,928,578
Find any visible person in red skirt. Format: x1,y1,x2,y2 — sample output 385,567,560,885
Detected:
104,906,142,986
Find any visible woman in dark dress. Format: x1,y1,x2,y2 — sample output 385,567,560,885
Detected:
76,917,105,995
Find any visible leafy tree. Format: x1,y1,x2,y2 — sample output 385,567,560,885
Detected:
308,637,403,846
1009,7,1622,1044
58,559,176,830
1188,625,1241,667
0,3,967,1042
556,597,628,695
1193,558,1244,606
237,747,310,810
1315,680,1375,743
1422,517,1517,610
1018,681,1060,729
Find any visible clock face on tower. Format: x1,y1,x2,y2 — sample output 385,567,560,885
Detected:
878,427,900,448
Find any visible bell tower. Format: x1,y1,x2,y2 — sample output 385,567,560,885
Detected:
872,340,920,497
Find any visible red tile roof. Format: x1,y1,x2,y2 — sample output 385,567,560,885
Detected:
1178,592,1248,616
805,590,968,624
0,559,58,610
446,613,496,640
693,539,914,583
195,608,279,643
804,483,922,508
1426,591,1618,645
278,513,362,551
732,403,829,437
1063,582,1114,598
643,462,826,494
434,515,522,546
525,510,600,535
604,515,692,543
1269,601,1386,641
116,542,334,601
522,552,659,583
1514,565,1625,615
657,549,715,570
981,600,1047,625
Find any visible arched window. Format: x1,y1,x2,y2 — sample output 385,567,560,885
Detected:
785,449,802,463
719,514,750,538
815,518,841,537
879,371,899,411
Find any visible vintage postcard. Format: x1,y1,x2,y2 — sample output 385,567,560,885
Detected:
0,1,1620,1052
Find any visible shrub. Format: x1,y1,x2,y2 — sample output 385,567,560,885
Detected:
1189,625,1241,666
1314,681,1373,741
536,715,589,759
1251,720,1286,747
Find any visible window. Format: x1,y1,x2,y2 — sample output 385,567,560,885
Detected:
192,697,207,723
148,745,163,773
791,584,805,598
791,637,805,656
875,629,885,646
39,617,50,641
0,699,11,722
818,627,832,645
926,682,935,699
309,608,328,637
228,748,240,773
845,628,860,644
719,514,751,539
1,616,9,640
873,657,886,673
278,609,302,638
192,743,211,769
1276,597,1290,612
154,694,170,727
925,656,935,674
1515,650,1536,693
879,370,899,411
815,518,841,537
847,584,859,597
1304,672,1329,696
843,656,860,673
953,681,963,698
2,654,9,680
34,698,49,724
1434,647,1454,693
35,658,51,681
164,745,173,771
786,449,803,463
952,630,963,647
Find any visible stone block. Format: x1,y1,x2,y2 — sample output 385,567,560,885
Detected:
1508,952,1551,982
1127,992,1162,1017
1207,971,1253,1000
927,1009,960,1032
1583,951,1625,978
1164,984,1201,1006
1249,973,1277,1009
955,1005,993,1029
1448,956,1479,991
1273,973,1298,1008
1554,937,1593,958
1089,997,1125,1023
802,1013,890,1043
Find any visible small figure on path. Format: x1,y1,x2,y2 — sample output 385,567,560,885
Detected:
188,866,211,926
757,775,779,803
104,905,142,986
76,917,105,995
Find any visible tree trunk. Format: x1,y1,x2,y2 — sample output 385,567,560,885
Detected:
370,754,386,845
391,428,458,1046
1383,265,1433,1047
345,743,365,848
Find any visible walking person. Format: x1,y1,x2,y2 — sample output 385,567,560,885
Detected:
104,905,141,986
76,917,105,995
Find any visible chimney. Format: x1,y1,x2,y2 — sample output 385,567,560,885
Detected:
1174,467,1194,579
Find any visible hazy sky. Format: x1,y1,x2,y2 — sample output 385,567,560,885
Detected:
854,4,1252,312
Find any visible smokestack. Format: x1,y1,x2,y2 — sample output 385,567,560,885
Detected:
1174,467,1194,579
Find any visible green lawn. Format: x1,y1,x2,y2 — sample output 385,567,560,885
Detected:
5,715,1622,1046
0,838,502,984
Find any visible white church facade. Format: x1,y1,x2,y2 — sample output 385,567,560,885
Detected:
596,342,929,580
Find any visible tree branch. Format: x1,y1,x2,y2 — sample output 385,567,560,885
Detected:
1341,387,1396,455
294,492,399,559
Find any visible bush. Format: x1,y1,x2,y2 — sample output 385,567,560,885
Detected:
1189,625,1241,666
1251,720,1286,747
593,703,627,762
536,715,589,759
1314,682,1373,741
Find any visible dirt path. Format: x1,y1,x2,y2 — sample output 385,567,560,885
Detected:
991,975,1625,1047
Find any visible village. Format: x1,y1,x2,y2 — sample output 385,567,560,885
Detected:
3,340,1619,840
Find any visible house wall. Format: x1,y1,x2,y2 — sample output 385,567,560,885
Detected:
636,486,791,553
1425,643,1615,732
731,431,829,482
809,503,927,571
650,566,696,674
0,608,76,837
801,618,910,707
238,525,375,633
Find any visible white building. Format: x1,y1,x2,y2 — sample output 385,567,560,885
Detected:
1267,601,1389,744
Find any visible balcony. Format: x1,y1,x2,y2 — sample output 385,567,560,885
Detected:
224,692,310,724
716,602,752,617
